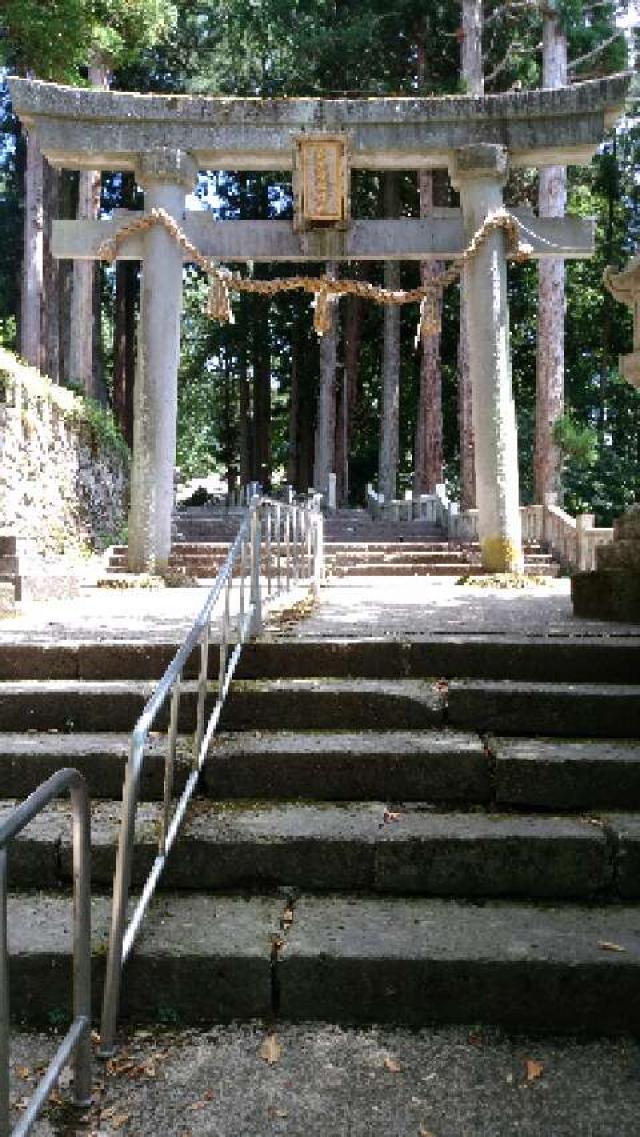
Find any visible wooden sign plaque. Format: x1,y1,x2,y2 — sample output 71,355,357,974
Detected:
293,134,349,230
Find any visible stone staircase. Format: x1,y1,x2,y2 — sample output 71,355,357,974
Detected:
2,635,640,1033
107,507,559,578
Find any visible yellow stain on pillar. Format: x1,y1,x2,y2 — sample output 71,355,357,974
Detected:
481,535,524,573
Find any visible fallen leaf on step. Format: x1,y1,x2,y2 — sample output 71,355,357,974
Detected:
384,1055,402,1073
598,940,626,953
187,1091,215,1111
282,906,294,929
524,1059,544,1082
259,1033,282,1065
419,1127,436,1136
383,810,402,824
111,1114,130,1130
15,1066,30,1080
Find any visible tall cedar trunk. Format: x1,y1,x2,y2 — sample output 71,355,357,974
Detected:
113,173,137,447
535,6,567,502
459,0,483,508
314,261,338,495
71,62,109,401
21,129,44,369
379,173,401,502
42,159,60,381
238,296,252,485
414,171,444,494
113,261,136,448
340,294,363,504
288,311,300,487
222,348,237,493
58,172,75,383
252,292,271,488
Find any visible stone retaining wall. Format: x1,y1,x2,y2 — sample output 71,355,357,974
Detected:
0,348,129,552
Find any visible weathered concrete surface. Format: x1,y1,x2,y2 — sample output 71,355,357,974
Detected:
0,677,445,731
2,799,612,900
448,680,640,737
55,211,595,262
10,1022,640,1137
572,567,640,621
0,581,15,616
0,732,186,800
279,895,640,1031
2,578,640,647
2,632,640,683
606,813,640,899
494,738,640,810
206,729,491,803
220,678,445,731
9,73,631,170
6,892,277,1024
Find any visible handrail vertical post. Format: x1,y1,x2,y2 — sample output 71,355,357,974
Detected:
161,680,181,853
249,503,262,637
0,849,9,1137
265,507,272,597
99,754,141,1056
275,503,282,592
70,778,92,1109
193,625,209,765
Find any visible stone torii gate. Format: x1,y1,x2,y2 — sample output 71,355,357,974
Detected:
9,73,631,574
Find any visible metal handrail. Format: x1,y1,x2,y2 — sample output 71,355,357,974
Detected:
99,495,323,1054
0,769,92,1137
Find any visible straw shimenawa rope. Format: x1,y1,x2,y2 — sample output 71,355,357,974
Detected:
97,207,533,341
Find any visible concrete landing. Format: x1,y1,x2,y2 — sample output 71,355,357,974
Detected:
1,577,639,645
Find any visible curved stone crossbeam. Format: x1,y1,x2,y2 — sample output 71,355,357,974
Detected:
8,72,632,172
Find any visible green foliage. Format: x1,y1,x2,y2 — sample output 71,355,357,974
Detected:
552,413,598,466
1,0,177,80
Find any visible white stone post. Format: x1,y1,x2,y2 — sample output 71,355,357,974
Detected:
128,148,198,572
450,145,523,572
328,472,337,512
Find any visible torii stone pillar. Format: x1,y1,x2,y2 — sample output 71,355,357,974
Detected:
450,144,523,573
128,149,198,573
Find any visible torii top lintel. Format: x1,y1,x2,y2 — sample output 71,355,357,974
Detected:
8,73,632,173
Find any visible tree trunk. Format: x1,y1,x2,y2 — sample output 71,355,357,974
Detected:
314,262,338,496
58,172,75,383
252,291,271,488
459,0,483,508
113,173,137,447
113,261,136,447
238,296,252,486
21,129,44,369
535,5,567,503
379,173,401,502
70,62,109,401
343,293,363,502
42,159,60,381
414,172,444,494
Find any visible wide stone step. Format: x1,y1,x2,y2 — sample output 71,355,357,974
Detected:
448,680,640,737
7,892,640,1030
2,799,620,900
277,895,640,1032
2,637,639,683
493,738,640,810
0,729,490,804
328,563,559,577
0,678,445,732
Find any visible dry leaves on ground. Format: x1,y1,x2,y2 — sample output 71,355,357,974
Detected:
598,940,626,953
524,1059,544,1082
259,1033,282,1065
383,1055,402,1073
187,1089,216,1111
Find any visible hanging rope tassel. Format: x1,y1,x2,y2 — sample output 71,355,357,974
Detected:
206,272,234,324
313,286,334,337
415,291,441,349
